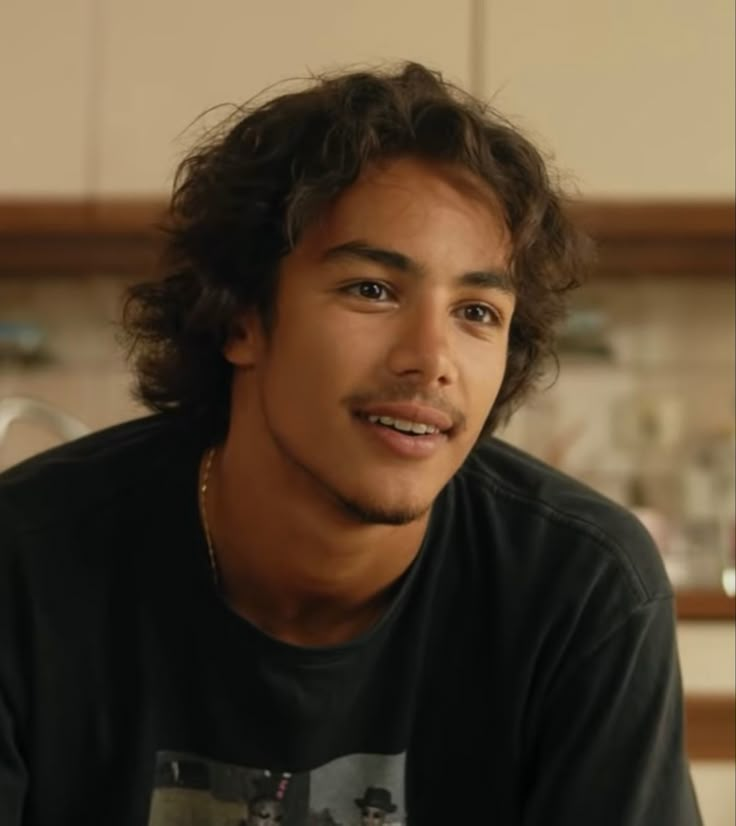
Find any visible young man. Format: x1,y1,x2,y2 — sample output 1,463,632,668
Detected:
0,63,701,824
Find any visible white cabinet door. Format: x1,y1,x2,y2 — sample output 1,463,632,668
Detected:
95,0,474,195
691,763,736,826
0,0,94,196
482,0,735,198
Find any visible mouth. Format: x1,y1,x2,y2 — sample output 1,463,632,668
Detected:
351,402,456,459
361,413,444,436
353,401,456,436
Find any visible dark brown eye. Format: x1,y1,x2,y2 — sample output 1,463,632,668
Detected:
361,282,383,299
460,304,496,325
346,281,390,301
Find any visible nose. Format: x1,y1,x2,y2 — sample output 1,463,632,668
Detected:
385,298,457,387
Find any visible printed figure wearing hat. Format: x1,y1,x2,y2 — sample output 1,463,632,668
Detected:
354,787,398,825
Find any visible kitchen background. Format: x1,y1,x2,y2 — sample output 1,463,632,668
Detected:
1,1,734,822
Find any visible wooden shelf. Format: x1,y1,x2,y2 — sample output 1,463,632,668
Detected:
685,694,736,761
0,199,733,278
569,200,736,277
676,588,736,621
0,199,165,278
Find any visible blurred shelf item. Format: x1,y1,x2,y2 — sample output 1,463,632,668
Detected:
0,396,91,447
557,308,614,360
0,199,733,278
0,321,49,365
676,588,736,621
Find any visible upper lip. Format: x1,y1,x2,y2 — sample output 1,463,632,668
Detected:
355,402,455,433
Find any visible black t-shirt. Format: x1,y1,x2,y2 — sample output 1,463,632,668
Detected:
0,415,701,824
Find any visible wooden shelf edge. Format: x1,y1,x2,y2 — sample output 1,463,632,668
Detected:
1,197,732,236
0,198,165,234
0,198,733,277
567,199,736,239
677,589,736,621
685,693,736,761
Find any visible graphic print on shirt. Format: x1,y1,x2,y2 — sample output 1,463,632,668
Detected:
147,749,406,825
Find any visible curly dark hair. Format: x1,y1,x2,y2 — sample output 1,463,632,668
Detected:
123,62,591,440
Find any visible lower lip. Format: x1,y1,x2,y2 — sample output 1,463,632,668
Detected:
356,417,448,459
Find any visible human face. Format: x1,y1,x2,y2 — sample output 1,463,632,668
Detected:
226,156,514,525
361,805,387,825
247,798,283,825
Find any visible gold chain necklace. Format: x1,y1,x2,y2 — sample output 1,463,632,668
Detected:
199,445,220,586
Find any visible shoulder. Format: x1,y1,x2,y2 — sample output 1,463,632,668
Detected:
448,437,672,610
0,413,202,546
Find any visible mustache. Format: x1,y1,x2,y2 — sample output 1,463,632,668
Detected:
345,385,467,432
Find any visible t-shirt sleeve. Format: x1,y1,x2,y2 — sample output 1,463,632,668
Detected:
0,496,29,823
0,691,27,824
521,595,702,825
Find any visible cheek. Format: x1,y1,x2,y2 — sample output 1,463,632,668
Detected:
282,313,383,384
460,339,508,403
258,321,374,426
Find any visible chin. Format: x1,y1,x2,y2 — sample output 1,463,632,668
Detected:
334,490,432,526
268,424,439,525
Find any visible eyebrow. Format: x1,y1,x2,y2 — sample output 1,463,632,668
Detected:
322,240,514,294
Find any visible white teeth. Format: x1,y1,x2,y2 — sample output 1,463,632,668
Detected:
366,414,439,435
393,419,414,433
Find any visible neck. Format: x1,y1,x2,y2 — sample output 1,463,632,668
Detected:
202,438,430,647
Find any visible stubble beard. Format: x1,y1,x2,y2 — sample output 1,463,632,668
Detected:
267,422,432,527
336,491,430,526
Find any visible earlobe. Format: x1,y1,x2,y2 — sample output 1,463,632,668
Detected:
223,312,262,367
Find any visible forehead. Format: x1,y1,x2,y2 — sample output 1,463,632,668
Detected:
297,156,510,266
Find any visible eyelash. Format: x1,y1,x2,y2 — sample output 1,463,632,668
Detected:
344,280,393,302
343,280,503,327
458,304,502,326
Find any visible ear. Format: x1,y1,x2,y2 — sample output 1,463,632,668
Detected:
222,309,265,367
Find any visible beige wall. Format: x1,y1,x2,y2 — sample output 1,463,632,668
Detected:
679,622,736,694
482,0,736,197
0,0,472,195
692,763,736,826
1,0,733,196
678,622,736,826
0,0,95,194
95,0,473,194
